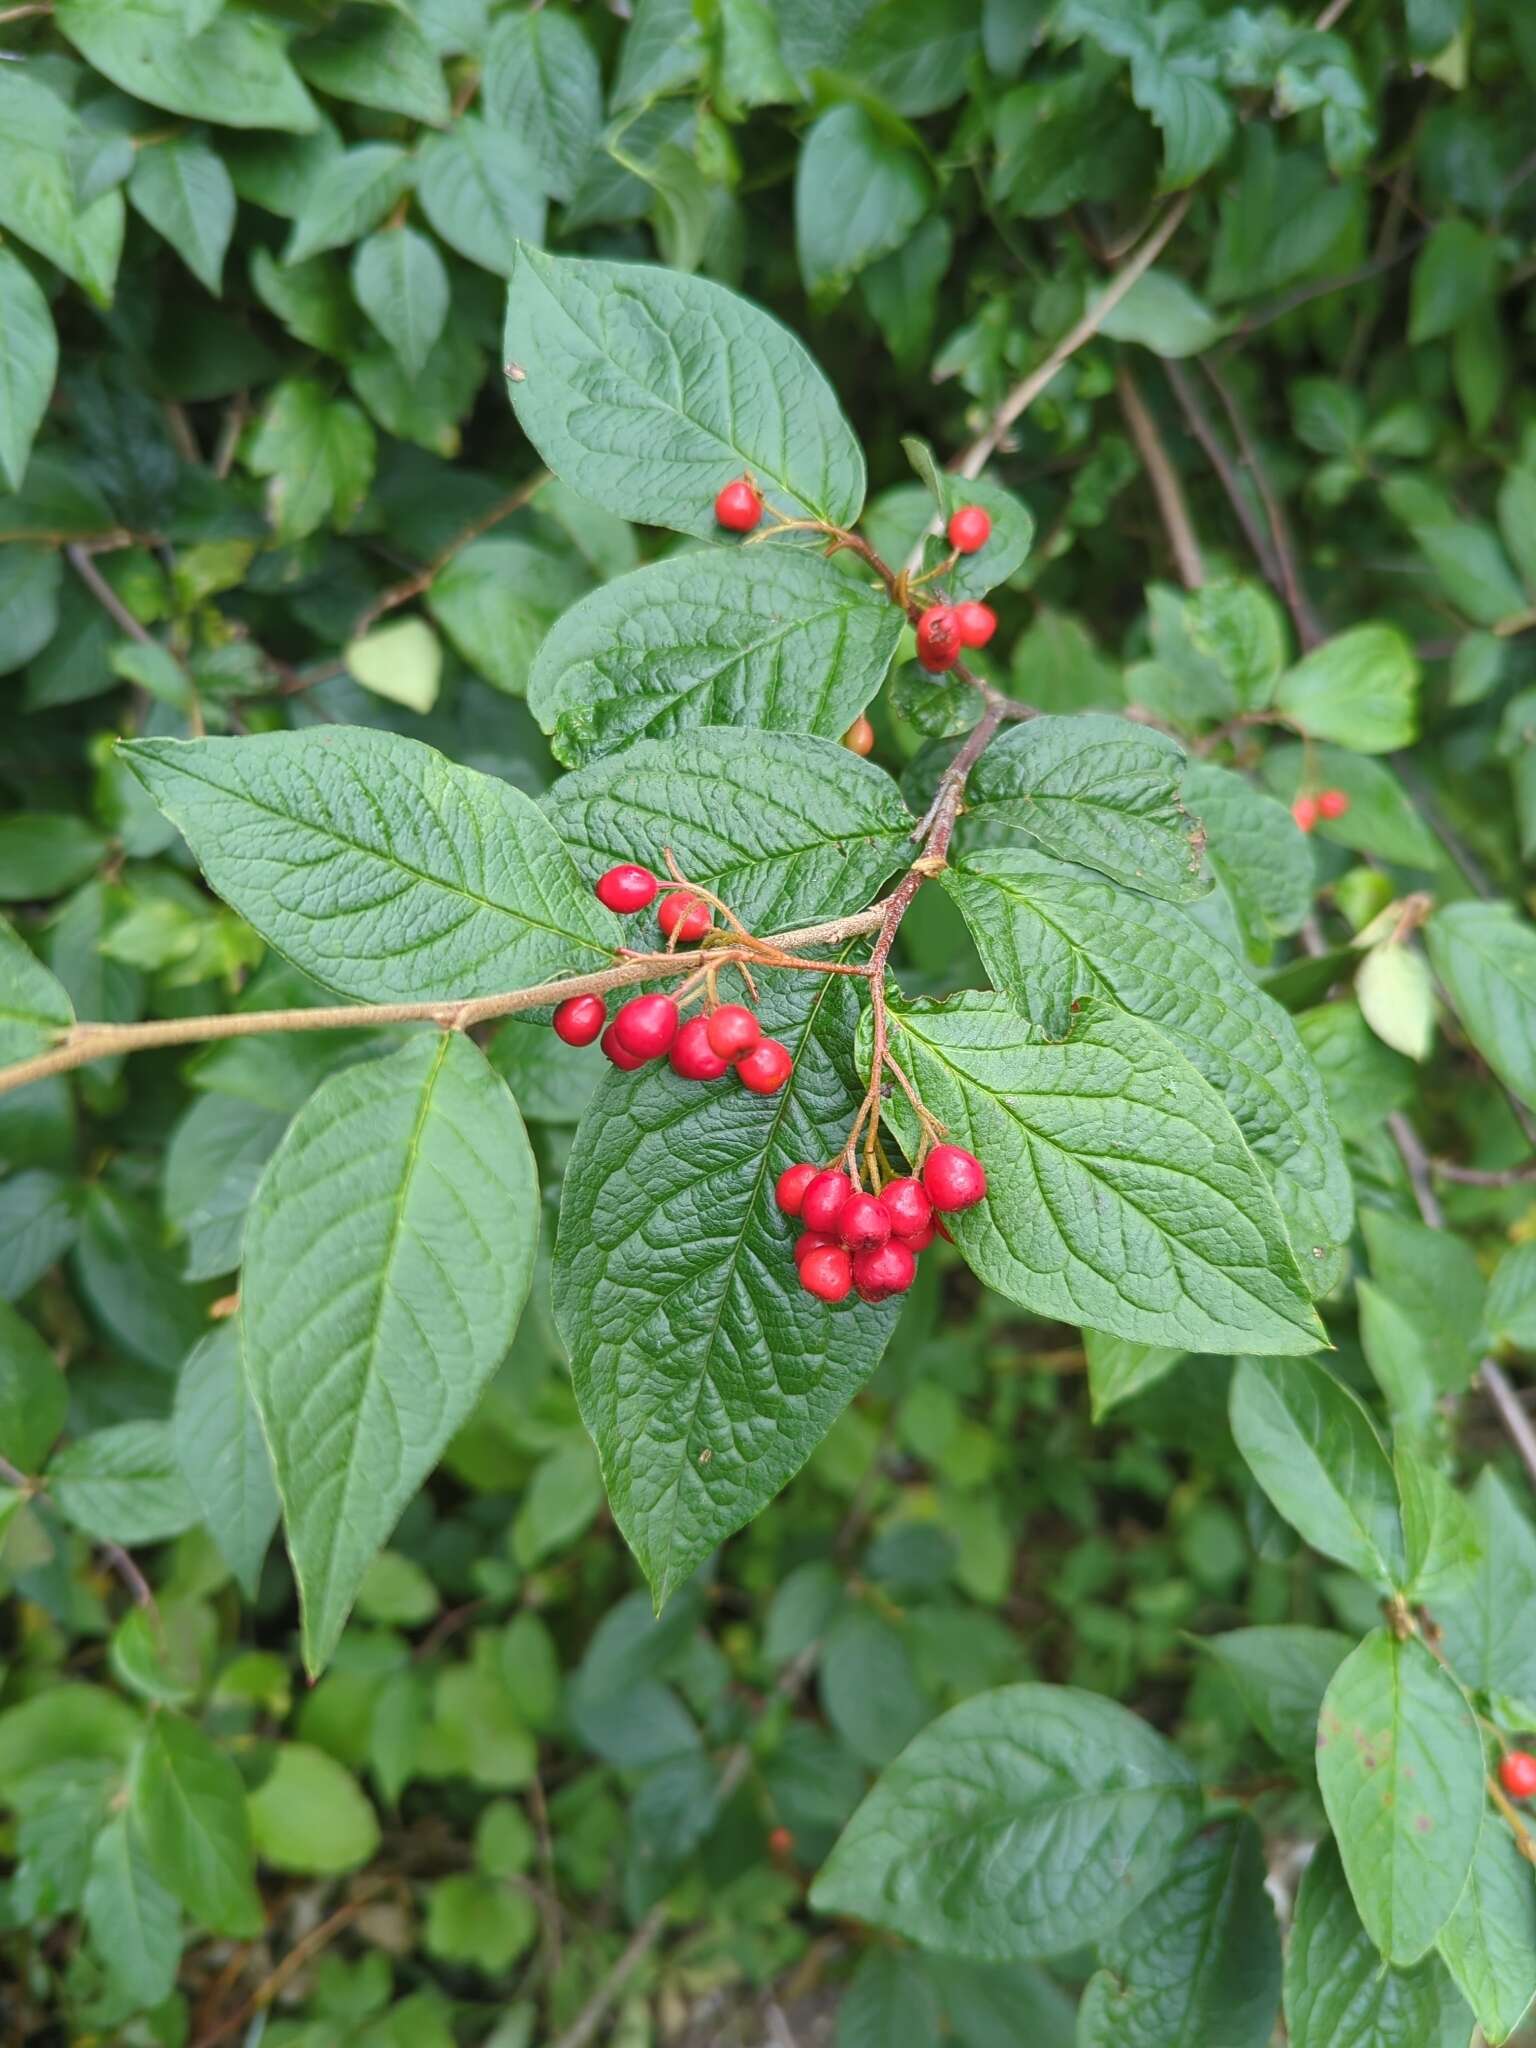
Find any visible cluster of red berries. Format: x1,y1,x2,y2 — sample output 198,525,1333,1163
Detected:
1291,789,1350,833
554,864,792,1092
1501,1751,1536,1799
775,1145,987,1305
915,507,996,674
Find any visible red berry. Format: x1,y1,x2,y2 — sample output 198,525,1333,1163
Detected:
767,1825,795,1858
955,601,996,648
1317,788,1350,820
613,994,679,1060
1502,1751,1536,1799
707,1004,760,1061
715,477,763,532
658,891,711,942
923,1144,987,1212
553,993,605,1046
852,1239,917,1303
1291,795,1319,833
843,714,875,756
777,1163,819,1218
801,1170,853,1234
601,1022,646,1071
948,504,991,553
795,1229,835,1265
595,863,658,914
916,605,962,674
879,1177,931,1238
736,1037,792,1095
670,1015,728,1080
800,1244,853,1302
898,1221,937,1252
839,1192,891,1253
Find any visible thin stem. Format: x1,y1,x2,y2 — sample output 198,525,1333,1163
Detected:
1432,1158,1536,1188
348,474,549,643
1116,358,1205,590
1198,358,1326,650
1163,361,1283,591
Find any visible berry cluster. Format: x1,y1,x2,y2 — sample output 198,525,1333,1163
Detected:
1291,789,1349,832
776,1145,987,1306
915,506,996,674
554,865,792,1094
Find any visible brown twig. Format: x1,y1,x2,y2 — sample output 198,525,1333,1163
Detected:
1431,1158,1536,1188
348,473,550,642
1199,359,1326,649
1162,362,1282,590
192,1879,395,2048
1116,359,1205,590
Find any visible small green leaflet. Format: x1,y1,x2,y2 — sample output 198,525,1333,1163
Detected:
1083,1331,1185,1420
0,248,58,493
0,914,72,1066
1426,901,1536,1111
283,145,415,265
121,729,618,1005
483,8,602,203
241,1032,539,1673
127,138,236,297
1181,759,1312,955
293,7,450,126
130,1713,263,1938
82,1814,181,2012
0,1297,67,1472
1230,1356,1407,1585
172,1323,280,1600
1437,1469,1536,1716
416,124,547,278
427,537,591,697
1197,1625,1353,1760
795,105,932,302
504,244,865,539
527,547,903,766
811,1682,1200,1960
1274,624,1420,753
55,0,319,133
1437,1818,1536,2044
50,1421,201,1547
0,75,125,307
543,726,913,932
351,227,449,380
555,966,899,1607
903,439,1036,602
245,378,375,542
1316,1629,1483,1966
876,996,1323,1355
964,715,1208,902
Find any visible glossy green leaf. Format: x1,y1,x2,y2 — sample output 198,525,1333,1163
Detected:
55,0,318,132
242,1031,539,1672
172,1324,279,1599
1198,1625,1352,1759
1426,901,1536,1111
0,248,57,493
82,1814,182,2011
130,1713,263,1937
0,76,125,305
1275,625,1420,753
121,729,617,1004
51,1421,201,1546
1356,942,1435,1061
1437,1817,1536,2044
344,617,443,716
484,8,601,202
351,227,449,381
811,1683,1200,1960
128,138,236,296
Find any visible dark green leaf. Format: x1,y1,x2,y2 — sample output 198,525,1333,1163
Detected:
795,105,932,303
0,248,57,493
128,138,236,297
51,1421,201,1546
1198,1625,1352,1759
1437,1818,1536,2045
484,8,601,203
55,0,318,132
172,1324,279,1599
1426,902,1536,1111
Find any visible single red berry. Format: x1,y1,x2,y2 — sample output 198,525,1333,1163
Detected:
879,1177,932,1238
916,605,962,674
923,1144,987,1212
948,504,991,553
613,993,679,1061
707,1004,761,1061
670,1015,729,1080
843,714,875,756
955,601,997,648
795,1229,836,1265
715,477,763,532
767,1825,795,1859
1291,794,1319,833
553,993,605,1047
852,1238,917,1303
595,863,658,914
1502,1751,1536,1799
658,891,711,942
801,1170,853,1234
736,1037,792,1095
800,1244,853,1302
601,1022,646,1071
1317,788,1350,820
839,1192,891,1253
898,1221,937,1252
776,1162,820,1218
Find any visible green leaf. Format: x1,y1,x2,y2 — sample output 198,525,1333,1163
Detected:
283,145,415,265
0,810,103,900
344,616,443,716
1183,761,1312,958
1275,625,1419,754
1425,901,1536,1111
1261,745,1440,868
172,1324,279,1600
0,542,63,666
51,1421,201,1546
1488,1244,1536,1352
611,0,705,108
1409,219,1501,344
544,727,912,932
1317,1629,1483,1965
1437,1817,1536,2045
1284,1842,1473,2048
130,1713,263,1938
245,377,375,543
941,849,1352,1277
1097,269,1228,356
294,6,450,125
838,1948,942,2048
1411,518,1528,628
1395,1444,1482,1601
880,996,1323,1355
75,1185,213,1369
503,243,865,540
1356,942,1435,1062
0,249,57,493
1437,1469,1536,1715
1083,1331,1186,1419
1497,467,1536,600
484,8,602,203
810,1682,1200,1960
82,1814,181,2012
425,1872,538,1973
1230,1356,1405,1584
795,105,932,303
0,913,73,1066
1361,1211,1483,1397
121,729,617,1004
416,123,547,278
242,1032,538,1673
556,965,899,1606
0,1170,78,1302
128,138,236,297
527,548,904,766
1198,1625,1352,1760
1077,1813,1281,2048
0,1296,65,1473
1183,580,1288,709
0,77,125,306
247,1742,380,1873
352,227,449,381
964,715,1207,901
900,443,1035,602
427,537,589,696
846,0,982,118
55,0,318,132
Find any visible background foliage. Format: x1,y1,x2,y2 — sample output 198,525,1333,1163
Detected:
3,1,1536,2044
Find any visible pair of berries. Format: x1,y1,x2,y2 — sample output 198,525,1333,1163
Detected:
916,599,996,674
556,987,792,1093
1292,789,1350,833
593,862,711,942
776,1145,987,1305
1501,1751,1536,1799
